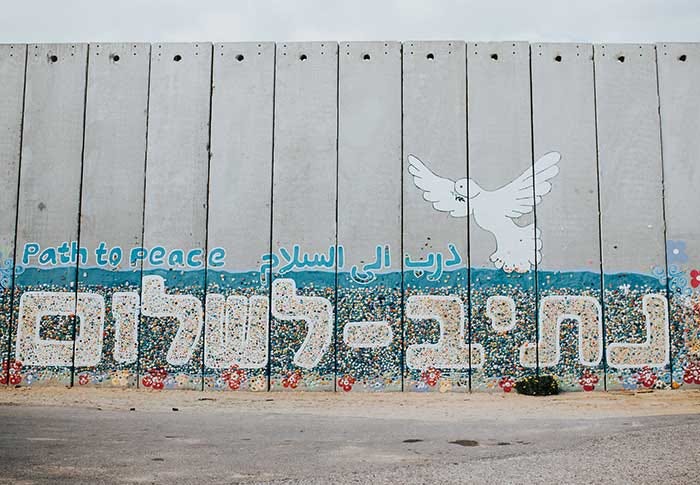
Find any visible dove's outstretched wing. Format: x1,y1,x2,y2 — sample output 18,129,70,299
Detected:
491,152,561,218
407,155,467,217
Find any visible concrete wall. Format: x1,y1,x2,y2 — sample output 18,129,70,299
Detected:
1,41,698,393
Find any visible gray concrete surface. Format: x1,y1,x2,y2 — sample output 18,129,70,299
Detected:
0,403,698,484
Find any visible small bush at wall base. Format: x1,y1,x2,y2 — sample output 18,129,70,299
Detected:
514,375,559,396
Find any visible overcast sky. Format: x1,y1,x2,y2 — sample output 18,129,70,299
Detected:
2,0,699,44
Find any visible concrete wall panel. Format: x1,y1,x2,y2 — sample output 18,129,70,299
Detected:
204,42,274,392
531,43,603,391
12,44,87,387
467,42,536,392
270,42,338,391
595,44,668,390
657,43,700,390
140,43,211,391
3,39,699,394
0,44,25,384
403,41,469,392
76,43,150,388
337,41,402,392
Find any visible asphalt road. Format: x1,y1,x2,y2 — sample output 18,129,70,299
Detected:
0,402,698,484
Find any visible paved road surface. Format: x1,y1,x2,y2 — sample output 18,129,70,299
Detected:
0,393,698,484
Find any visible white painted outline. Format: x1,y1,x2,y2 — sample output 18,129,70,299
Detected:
607,293,669,370
519,295,603,369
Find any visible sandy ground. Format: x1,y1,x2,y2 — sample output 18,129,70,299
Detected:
1,386,699,421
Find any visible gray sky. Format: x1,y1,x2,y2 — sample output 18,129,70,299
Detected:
2,0,699,43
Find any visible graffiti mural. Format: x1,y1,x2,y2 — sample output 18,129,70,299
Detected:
408,151,561,273
0,41,698,393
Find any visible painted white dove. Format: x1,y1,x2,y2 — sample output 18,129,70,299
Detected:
407,152,561,273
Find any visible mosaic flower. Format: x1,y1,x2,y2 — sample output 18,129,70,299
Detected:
78,374,90,385
498,376,515,393
222,365,247,390
421,367,441,387
683,361,700,385
438,379,452,393
369,380,385,392
578,369,599,392
337,374,356,392
634,366,658,388
249,375,266,392
667,240,688,264
0,359,22,385
175,374,189,387
110,370,130,387
142,368,167,390
621,374,638,390
282,370,302,389
690,270,700,289
413,381,429,392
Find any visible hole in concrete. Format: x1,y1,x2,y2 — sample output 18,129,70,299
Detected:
679,54,687,62
236,54,244,62
449,439,479,447
554,55,562,62
173,54,182,62
426,52,434,60
497,442,511,446
49,55,58,63
403,439,424,443
490,53,498,61
112,54,120,62
363,53,370,60
299,54,307,61
617,55,625,63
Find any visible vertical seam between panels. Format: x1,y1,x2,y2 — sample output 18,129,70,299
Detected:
400,42,405,392
267,43,277,392
591,45,608,390
71,44,91,387
465,43,472,392
137,44,153,389
333,42,340,392
653,45,673,384
201,43,215,392
6,45,29,387
528,43,540,377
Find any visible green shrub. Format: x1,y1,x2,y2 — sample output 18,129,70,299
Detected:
514,375,559,396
